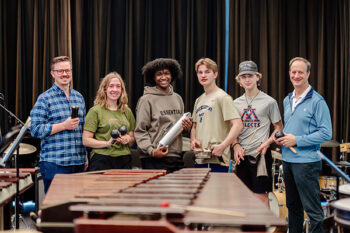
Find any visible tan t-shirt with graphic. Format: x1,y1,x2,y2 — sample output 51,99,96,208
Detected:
193,88,240,166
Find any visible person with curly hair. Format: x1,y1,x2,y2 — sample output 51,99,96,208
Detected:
83,72,136,171
134,58,192,173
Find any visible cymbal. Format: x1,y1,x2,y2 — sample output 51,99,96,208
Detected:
335,161,350,167
321,140,340,148
4,143,37,155
271,150,282,160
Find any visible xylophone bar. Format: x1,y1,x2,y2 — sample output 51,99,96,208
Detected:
39,168,287,233
74,218,180,233
0,168,34,206
40,169,168,226
0,168,35,230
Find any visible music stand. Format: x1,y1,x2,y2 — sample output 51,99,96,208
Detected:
0,126,21,155
0,117,31,229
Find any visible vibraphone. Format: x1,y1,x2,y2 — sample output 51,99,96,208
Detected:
0,168,35,229
39,169,286,233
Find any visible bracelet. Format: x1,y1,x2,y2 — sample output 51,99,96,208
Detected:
106,141,109,148
232,142,241,148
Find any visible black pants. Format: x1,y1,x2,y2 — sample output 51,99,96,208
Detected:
283,161,324,233
88,153,132,171
236,149,273,193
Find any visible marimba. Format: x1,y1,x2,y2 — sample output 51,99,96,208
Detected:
39,169,286,233
0,168,35,229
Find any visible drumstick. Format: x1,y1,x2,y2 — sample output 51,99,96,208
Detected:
242,128,258,155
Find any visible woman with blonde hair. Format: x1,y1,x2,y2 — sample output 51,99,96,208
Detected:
83,72,136,171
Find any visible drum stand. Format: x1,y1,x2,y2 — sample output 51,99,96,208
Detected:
10,148,29,229
1,118,31,229
303,216,310,233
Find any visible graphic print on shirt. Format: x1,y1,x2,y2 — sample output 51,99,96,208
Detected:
195,105,213,123
241,107,260,127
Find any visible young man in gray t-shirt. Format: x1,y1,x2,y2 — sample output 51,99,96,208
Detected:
233,61,283,206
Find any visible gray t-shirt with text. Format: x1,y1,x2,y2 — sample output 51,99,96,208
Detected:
233,91,281,157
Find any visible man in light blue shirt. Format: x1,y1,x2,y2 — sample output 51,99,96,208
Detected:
275,57,332,233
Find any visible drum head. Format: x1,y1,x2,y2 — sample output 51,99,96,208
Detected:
268,192,279,216
331,198,350,212
340,184,350,196
331,198,350,228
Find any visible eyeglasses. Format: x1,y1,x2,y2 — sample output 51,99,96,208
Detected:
53,69,72,75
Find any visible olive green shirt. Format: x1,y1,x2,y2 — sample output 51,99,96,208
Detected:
84,105,136,157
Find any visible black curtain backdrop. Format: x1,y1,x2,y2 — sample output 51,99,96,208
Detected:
1,0,349,160
228,0,350,157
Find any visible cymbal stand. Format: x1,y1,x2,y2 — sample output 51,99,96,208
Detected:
12,146,22,229
271,158,276,190
340,139,345,161
0,102,25,126
303,216,310,233
277,165,284,192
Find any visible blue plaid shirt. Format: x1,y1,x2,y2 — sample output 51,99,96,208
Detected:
30,84,86,166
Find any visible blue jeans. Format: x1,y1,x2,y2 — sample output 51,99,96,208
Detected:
283,161,324,233
39,161,85,193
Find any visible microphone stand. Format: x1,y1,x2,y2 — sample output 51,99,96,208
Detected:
0,102,25,126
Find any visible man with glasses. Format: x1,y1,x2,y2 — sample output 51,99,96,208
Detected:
134,58,192,173
30,56,86,193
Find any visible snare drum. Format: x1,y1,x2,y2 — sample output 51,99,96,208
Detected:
339,184,350,199
331,198,350,231
269,191,309,232
319,176,348,191
319,176,337,190
269,191,288,220
269,191,288,232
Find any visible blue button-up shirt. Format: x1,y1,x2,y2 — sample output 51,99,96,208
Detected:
30,84,86,166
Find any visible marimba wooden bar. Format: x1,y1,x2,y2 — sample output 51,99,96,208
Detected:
39,168,287,233
0,168,35,230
